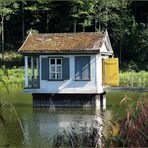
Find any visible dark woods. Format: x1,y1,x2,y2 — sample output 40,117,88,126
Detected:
0,0,148,70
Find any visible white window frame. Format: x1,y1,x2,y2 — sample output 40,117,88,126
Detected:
49,58,62,80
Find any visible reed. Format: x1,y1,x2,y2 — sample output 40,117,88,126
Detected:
120,71,148,88
0,70,25,136
51,115,105,148
119,95,148,147
105,95,148,147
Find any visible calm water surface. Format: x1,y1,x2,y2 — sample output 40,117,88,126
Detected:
0,88,147,147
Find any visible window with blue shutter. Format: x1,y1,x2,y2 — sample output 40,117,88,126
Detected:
75,56,90,80
44,57,70,81
49,58,62,80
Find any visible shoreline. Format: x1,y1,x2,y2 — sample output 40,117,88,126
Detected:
106,87,148,92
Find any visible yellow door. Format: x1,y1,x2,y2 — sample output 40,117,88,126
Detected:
102,58,119,86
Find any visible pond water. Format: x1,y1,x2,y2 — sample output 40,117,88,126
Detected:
0,88,147,147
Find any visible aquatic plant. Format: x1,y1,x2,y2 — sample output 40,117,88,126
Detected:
2,103,25,136
119,95,148,147
0,103,5,125
0,68,25,136
105,95,148,147
51,114,105,148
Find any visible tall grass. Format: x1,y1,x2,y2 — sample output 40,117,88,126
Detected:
119,95,148,147
0,68,24,89
120,71,148,88
105,95,148,147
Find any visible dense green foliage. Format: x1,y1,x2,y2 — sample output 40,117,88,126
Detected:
0,68,147,89
0,0,147,70
0,68,24,89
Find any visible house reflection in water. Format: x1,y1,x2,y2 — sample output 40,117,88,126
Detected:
22,108,112,147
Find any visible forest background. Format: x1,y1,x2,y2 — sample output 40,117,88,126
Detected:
0,0,147,71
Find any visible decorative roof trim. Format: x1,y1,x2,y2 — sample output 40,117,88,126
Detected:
18,33,32,52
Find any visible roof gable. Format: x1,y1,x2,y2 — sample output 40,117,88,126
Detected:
18,32,105,54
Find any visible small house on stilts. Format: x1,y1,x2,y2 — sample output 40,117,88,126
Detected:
18,31,119,109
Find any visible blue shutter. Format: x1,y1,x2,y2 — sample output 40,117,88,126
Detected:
41,58,49,80
62,58,70,80
75,56,90,80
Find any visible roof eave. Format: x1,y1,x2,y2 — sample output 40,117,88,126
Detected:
18,49,100,54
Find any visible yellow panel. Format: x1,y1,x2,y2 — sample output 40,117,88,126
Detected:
102,58,119,86
102,59,105,85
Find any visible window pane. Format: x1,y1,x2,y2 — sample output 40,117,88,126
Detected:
75,57,82,80
51,73,55,79
57,66,62,72
82,63,89,80
75,56,90,80
57,59,61,64
50,59,55,64
57,73,62,79
51,66,55,72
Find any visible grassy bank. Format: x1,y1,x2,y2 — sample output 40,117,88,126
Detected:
120,71,148,88
0,68,148,89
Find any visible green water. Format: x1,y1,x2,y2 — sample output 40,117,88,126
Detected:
0,88,147,147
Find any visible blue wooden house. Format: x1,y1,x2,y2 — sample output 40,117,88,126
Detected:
18,31,119,109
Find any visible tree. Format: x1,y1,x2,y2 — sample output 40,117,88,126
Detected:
0,0,19,61
71,0,95,32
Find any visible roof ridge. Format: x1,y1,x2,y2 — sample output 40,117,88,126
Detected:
33,32,103,35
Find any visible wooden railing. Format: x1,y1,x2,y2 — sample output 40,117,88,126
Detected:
28,76,40,89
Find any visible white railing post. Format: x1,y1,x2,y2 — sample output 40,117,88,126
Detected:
31,57,34,77
25,56,28,88
36,57,39,77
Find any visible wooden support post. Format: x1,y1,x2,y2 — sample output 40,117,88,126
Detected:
95,95,101,111
25,56,28,88
95,93,106,111
102,94,106,110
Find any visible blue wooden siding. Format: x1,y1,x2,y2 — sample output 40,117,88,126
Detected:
75,56,90,80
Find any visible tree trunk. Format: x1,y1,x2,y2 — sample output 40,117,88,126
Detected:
73,20,76,33
98,7,101,32
22,1,24,41
95,18,97,32
98,21,101,32
82,26,85,32
46,11,49,32
105,6,108,28
120,34,123,68
1,16,4,61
